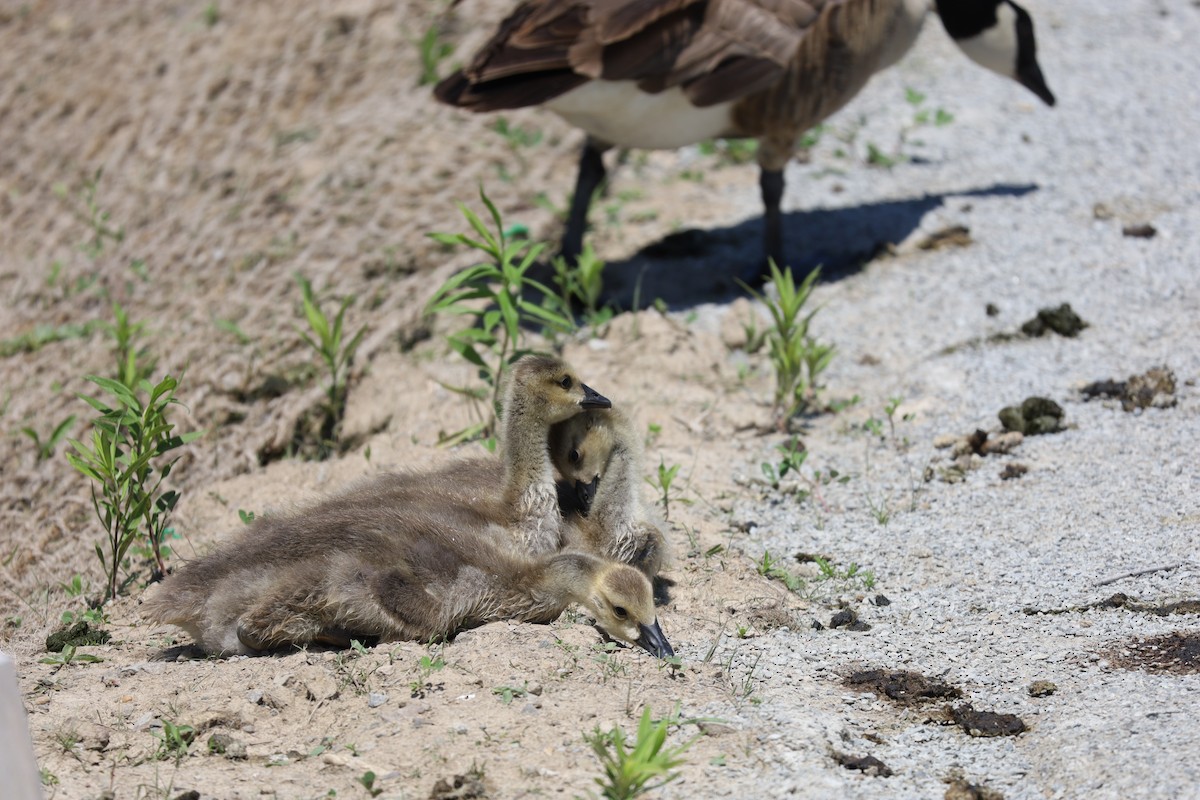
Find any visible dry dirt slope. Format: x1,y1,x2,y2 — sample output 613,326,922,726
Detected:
3,1,1200,799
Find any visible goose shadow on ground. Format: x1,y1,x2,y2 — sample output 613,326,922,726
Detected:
595,183,1039,311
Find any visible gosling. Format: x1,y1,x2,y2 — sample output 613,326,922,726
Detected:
364,354,611,554
550,408,669,581
144,484,672,659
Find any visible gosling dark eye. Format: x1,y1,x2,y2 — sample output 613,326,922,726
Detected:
560,375,572,390
613,606,628,620
568,449,580,463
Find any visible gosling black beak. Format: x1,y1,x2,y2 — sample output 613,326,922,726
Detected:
574,476,599,516
580,383,612,410
635,619,674,659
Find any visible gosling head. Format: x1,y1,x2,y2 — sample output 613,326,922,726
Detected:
936,0,1056,106
548,411,619,515
585,562,673,659
505,355,611,427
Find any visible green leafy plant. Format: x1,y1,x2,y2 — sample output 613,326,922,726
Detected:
426,189,574,442
54,168,124,259
645,459,681,521
492,683,528,705
884,395,915,441
583,707,692,800
105,303,156,389
760,436,808,491
741,262,833,429
358,770,383,797
296,273,366,450
491,116,543,150
551,243,613,333
813,556,876,590
66,375,202,598
154,719,195,764
21,414,76,461
698,138,758,166
417,23,454,87
39,643,104,666
755,551,804,593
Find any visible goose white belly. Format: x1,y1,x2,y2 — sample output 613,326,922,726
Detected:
546,81,737,149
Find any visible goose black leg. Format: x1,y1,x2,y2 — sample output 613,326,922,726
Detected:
561,139,608,265
760,166,785,272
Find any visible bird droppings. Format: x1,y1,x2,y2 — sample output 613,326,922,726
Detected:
1019,303,1089,338
944,773,1005,800
844,670,963,705
1121,222,1158,238
833,751,893,777
429,766,487,799
946,703,1027,737
45,620,111,652
1023,592,1200,617
1000,463,1029,480
1108,632,1200,675
1081,366,1177,411
916,225,973,251
207,733,249,760
998,396,1065,435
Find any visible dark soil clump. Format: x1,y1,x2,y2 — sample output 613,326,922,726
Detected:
947,703,1027,737
1020,303,1088,337
1081,366,1176,411
833,751,893,777
845,669,963,705
1109,631,1200,675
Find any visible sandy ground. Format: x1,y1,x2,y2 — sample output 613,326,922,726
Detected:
2,1,1199,798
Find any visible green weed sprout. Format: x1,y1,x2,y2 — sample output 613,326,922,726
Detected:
552,242,613,333
741,261,833,429
584,707,692,800
296,273,366,446
105,303,156,387
66,375,202,599
417,23,454,87
645,459,681,521
427,189,574,442
22,415,76,461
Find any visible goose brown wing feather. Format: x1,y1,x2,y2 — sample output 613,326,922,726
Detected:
437,0,829,111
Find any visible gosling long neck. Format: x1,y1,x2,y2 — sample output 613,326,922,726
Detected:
501,388,564,551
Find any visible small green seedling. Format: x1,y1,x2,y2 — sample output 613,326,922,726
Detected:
427,190,574,442
550,242,613,333
755,551,805,593
583,707,693,800
358,770,383,797
238,509,256,524
492,683,528,705
154,719,195,764
417,23,454,87
66,374,202,598
39,644,103,666
740,262,833,429
296,273,366,449
761,436,808,491
645,459,681,520
21,415,76,461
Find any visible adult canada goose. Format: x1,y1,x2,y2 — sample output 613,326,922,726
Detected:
376,355,610,553
550,408,669,580
143,485,673,658
435,0,1057,269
